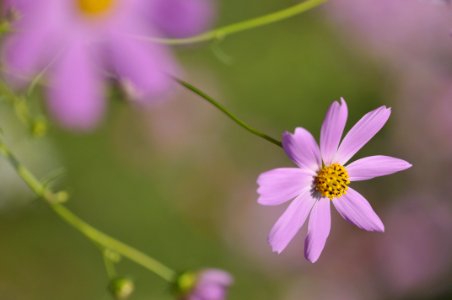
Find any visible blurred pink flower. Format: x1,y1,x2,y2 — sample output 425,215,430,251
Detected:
326,0,452,74
2,0,214,131
376,195,452,297
177,269,233,300
257,99,411,262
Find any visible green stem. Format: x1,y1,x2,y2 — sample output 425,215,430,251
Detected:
0,140,175,282
174,77,282,148
135,0,327,45
102,250,118,279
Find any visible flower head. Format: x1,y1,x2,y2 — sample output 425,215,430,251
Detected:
175,269,233,300
2,0,213,131
257,98,412,263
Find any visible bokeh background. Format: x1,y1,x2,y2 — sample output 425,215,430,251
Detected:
1,0,452,299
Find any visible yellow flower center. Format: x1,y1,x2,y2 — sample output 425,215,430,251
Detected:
315,163,350,200
77,0,115,16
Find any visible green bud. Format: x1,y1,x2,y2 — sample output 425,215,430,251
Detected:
55,191,69,203
108,277,134,300
0,21,11,35
172,271,197,296
31,118,48,138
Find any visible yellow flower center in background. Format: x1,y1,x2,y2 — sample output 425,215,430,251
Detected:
315,163,350,200
77,0,115,16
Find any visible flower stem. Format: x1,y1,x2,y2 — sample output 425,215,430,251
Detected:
174,77,282,148
135,0,327,45
0,139,176,282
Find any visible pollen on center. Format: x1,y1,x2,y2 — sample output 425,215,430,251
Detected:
77,0,115,16
315,163,350,200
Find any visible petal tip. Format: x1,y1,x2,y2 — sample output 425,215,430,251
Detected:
269,243,283,254
306,256,319,263
304,247,320,263
282,130,293,138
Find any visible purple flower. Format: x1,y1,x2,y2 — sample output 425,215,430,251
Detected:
176,269,233,300
149,0,215,38
2,0,212,131
257,99,412,263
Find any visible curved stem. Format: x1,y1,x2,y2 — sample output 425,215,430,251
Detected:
0,140,176,282
174,77,282,148
134,0,327,45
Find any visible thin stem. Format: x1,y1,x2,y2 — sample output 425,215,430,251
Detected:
0,140,176,282
174,77,282,148
102,250,118,279
134,0,327,45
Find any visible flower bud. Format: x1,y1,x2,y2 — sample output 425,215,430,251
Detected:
108,277,134,300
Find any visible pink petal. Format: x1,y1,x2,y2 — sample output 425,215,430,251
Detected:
106,36,177,103
304,198,331,263
257,168,313,206
47,42,105,131
150,0,215,38
347,155,412,181
2,0,58,85
333,188,384,232
320,98,348,165
334,106,391,164
3,25,52,85
268,191,316,254
282,128,321,173
199,269,234,286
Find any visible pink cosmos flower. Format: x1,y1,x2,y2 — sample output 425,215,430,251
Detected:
177,269,233,300
2,0,213,131
257,99,412,263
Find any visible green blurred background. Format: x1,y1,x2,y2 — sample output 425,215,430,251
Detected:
1,0,451,299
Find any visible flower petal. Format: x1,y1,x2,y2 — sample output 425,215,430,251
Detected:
333,188,384,232
47,42,105,131
335,106,391,164
150,0,215,38
282,128,321,173
2,0,58,85
3,25,51,85
347,155,412,181
304,198,331,263
106,36,177,103
257,168,313,206
320,98,348,165
198,269,234,289
268,191,316,254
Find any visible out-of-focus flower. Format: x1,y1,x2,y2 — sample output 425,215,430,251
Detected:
2,0,214,131
326,0,452,74
257,98,411,262
149,0,215,38
175,269,233,300
376,195,452,297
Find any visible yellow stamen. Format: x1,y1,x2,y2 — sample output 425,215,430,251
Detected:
315,163,350,200
77,0,115,16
